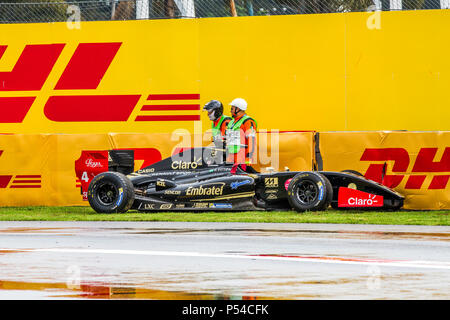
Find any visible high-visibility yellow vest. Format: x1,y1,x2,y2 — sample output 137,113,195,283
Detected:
211,115,231,143
225,115,257,154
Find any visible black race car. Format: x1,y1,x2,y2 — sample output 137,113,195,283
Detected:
86,148,404,213
85,147,404,213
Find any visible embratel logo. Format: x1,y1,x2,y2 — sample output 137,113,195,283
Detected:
186,183,225,196
0,43,200,123
360,147,450,190
0,151,42,189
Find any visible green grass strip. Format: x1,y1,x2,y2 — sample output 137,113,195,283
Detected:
0,206,448,225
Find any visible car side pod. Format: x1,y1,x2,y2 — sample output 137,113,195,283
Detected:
87,171,135,213
286,172,333,212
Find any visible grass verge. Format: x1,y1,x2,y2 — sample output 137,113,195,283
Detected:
0,206,448,225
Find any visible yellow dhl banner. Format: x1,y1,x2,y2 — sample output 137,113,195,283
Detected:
0,10,450,134
0,132,313,206
319,131,450,210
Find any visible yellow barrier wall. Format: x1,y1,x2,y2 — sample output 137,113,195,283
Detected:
0,10,449,134
0,131,447,209
0,132,313,206
319,131,450,210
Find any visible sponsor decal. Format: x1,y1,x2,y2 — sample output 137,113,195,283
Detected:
171,157,202,170
85,158,103,168
193,203,210,208
196,191,255,201
284,178,292,191
266,194,277,200
156,180,166,187
160,204,173,210
230,179,252,190
361,147,449,189
137,168,155,173
116,188,123,206
317,181,324,201
164,190,181,195
0,42,200,123
338,187,383,207
143,203,155,210
265,177,278,187
186,183,225,196
175,204,185,209
210,203,233,209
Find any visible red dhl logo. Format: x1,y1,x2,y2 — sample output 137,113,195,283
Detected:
0,175,41,189
0,151,42,188
361,147,450,190
0,43,200,123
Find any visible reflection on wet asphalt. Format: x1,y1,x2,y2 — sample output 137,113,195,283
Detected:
0,279,249,300
0,221,449,299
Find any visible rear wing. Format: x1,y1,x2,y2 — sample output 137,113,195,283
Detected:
75,150,134,200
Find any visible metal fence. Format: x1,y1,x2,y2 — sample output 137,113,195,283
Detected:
0,0,447,23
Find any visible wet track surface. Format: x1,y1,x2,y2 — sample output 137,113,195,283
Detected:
0,221,449,299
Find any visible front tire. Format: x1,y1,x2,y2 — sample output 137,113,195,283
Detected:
287,172,333,212
88,171,135,213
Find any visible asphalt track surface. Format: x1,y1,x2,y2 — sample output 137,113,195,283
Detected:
0,221,449,299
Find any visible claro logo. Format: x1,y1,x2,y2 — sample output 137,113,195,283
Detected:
171,157,202,170
360,147,450,189
0,43,200,123
338,187,383,208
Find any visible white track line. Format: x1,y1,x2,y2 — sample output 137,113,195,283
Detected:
2,248,450,270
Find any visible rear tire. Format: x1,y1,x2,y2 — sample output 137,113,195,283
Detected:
88,172,135,213
287,172,333,212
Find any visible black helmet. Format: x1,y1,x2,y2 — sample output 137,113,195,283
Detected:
203,100,223,121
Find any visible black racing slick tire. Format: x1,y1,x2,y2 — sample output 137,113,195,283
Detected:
287,172,333,212
87,171,135,213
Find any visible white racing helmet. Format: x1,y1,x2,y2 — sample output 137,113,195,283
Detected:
229,98,247,111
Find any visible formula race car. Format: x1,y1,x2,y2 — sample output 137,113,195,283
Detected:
75,147,404,213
